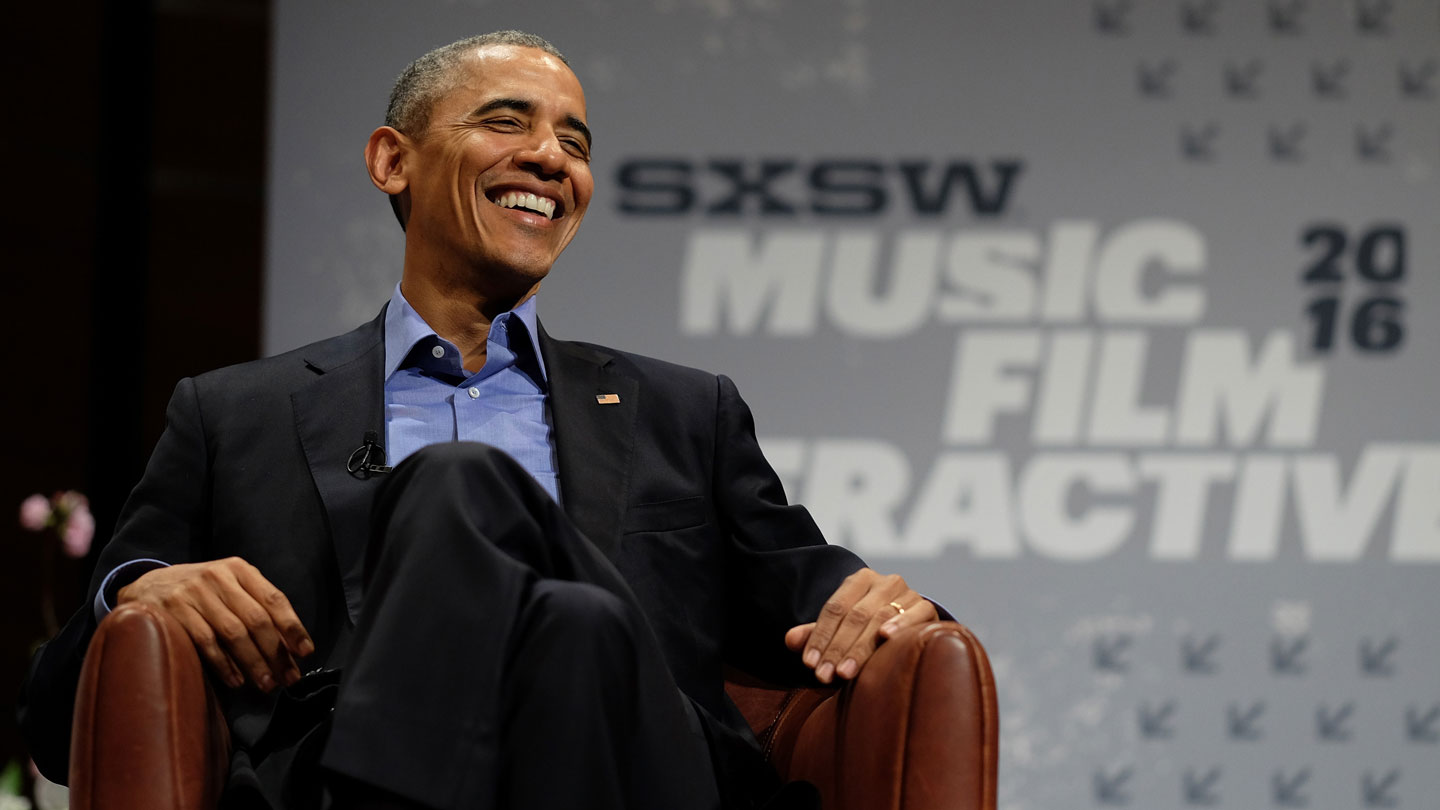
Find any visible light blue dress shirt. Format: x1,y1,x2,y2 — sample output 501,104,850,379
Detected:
382,284,561,502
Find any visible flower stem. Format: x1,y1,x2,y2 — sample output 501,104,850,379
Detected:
40,531,58,637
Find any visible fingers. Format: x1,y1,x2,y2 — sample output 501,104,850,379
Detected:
817,574,902,683
880,597,938,638
785,623,814,652
190,582,281,689
800,569,935,684
172,601,245,689
116,558,313,693
234,562,315,658
209,569,301,690
801,572,873,681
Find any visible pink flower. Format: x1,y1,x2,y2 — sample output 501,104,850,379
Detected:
61,505,95,559
54,491,88,513
19,494,52,531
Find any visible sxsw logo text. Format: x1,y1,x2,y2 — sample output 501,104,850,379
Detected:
614,158,1023,219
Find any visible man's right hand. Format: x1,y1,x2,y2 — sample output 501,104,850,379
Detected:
116,557,314,692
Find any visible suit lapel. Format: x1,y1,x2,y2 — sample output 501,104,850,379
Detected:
541,326,638,562
292,314,386,624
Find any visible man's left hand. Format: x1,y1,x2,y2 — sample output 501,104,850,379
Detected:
785,568,939,684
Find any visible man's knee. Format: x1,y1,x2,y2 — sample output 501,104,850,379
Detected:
522,581,640,662
376,441,550,524
515,579,645,674
394,441,526,483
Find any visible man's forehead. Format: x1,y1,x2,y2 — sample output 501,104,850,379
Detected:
452,45,581,96
432,47,587,132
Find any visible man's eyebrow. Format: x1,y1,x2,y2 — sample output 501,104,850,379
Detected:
472,97,534,117
566,115,593,149
471,98,592,149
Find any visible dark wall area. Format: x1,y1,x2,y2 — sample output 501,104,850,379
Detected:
2,0,270,778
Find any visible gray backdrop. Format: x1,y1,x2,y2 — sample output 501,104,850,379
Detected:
266,2,1440,808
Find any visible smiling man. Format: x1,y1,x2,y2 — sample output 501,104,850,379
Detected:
19,31,938,810
370,39,595,372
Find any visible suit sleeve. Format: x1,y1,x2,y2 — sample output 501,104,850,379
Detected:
711,374,866,686
17,377,214,783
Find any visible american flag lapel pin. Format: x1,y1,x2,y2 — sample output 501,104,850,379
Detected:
595,393,621,405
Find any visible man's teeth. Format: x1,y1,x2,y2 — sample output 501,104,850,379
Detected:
494,191,557,220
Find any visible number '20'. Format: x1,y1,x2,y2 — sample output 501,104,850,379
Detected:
1301,225,1406,283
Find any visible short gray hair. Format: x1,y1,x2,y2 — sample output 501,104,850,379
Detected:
385,30,569,136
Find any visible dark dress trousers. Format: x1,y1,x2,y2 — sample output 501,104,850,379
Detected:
18,308,865,809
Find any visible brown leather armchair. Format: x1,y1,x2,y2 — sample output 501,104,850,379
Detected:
69,602,998,810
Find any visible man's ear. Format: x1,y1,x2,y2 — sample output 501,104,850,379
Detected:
365,126,411,195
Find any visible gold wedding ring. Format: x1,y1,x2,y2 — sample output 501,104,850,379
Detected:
889,601,906,615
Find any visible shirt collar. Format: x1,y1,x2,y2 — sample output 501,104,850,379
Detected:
383,283,549,384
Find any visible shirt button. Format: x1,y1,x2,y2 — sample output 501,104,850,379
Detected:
431,345,445,359
468,387,480,399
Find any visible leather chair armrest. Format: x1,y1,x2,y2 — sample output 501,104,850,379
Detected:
69,602,230,810
75,609,994,810
760,621,998,810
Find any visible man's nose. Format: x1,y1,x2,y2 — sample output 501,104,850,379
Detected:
514,130,568,177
